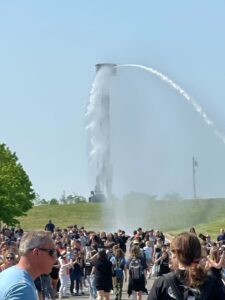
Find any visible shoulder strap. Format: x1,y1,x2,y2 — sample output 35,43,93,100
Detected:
116,258,121,267
163,272,183,300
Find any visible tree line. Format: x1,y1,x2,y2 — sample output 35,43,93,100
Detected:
34,192,87,206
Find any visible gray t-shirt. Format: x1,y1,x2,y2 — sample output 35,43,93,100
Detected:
0,265,37,300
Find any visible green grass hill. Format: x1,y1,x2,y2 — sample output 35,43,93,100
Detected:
17,198,225,240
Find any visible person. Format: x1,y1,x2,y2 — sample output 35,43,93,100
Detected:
143,241,153,278
110,248,127,300
85,249,97,300
148,232,225,300
151,244,162,278
58,251,72,299
217,228,225,243
45,220,55,233
0,250,16,272
71,250,83,295
205,245,225,287
91,249,113,300
0,230,57,300
127,245,148,300
189,227,197,235
41,273,55,300
154,245,170,277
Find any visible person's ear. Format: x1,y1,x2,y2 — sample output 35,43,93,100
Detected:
31,248,39,256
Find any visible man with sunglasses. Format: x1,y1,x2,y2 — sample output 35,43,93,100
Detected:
0,231,56,300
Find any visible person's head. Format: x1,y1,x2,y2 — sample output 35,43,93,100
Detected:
112,244,119,254
115,248,124,258
107,233,114,241
171,232,201,266
149,229,154,236
189,227,197,235
100,231,106,238
170,232,205,288
155,230,160,236
137,227,142,233
220,228,224,234
131,245,140,258
18,231,56,279
209,246,219,262
161,245,167,253
156,238,163,247
3,251,16,267
60,251,67,260
98,249,107,260
205,234,211,241
145,240,150,247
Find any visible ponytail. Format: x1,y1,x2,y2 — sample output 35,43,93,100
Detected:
186,261,206,288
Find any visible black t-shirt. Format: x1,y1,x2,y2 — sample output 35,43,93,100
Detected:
94,258,113,289
45,223,55,233
148,270,225,300
158,256,170,276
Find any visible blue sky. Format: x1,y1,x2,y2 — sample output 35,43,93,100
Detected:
1,1,225,200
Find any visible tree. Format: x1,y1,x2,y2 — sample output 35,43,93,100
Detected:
74,195,86,203
49,198,59,205
162,192,183,201
40,199,48,205
0,144,35,225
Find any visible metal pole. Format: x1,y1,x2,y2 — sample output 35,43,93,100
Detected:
192,156,197,199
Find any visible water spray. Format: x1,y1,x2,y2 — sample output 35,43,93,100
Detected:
86,63,116,201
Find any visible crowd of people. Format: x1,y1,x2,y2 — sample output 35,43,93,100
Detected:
0,221,225,300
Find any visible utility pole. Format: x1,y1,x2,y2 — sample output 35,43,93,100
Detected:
192,156,198,199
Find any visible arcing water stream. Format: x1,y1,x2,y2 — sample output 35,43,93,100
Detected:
117,64,225,144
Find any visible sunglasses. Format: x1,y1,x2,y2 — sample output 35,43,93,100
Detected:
38,248,57,256
6,256,14,260
30,248,57,257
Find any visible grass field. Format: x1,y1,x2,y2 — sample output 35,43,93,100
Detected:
168,216,225,240
18,203,104,231
17,198,225,240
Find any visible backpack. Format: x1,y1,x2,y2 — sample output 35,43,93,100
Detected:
114,258,124,279
129,258,143,279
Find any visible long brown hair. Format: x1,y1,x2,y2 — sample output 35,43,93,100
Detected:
130,245,140,258
171,232,205,288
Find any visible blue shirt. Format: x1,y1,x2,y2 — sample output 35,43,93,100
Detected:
217,233,225,241
0,265,37,300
